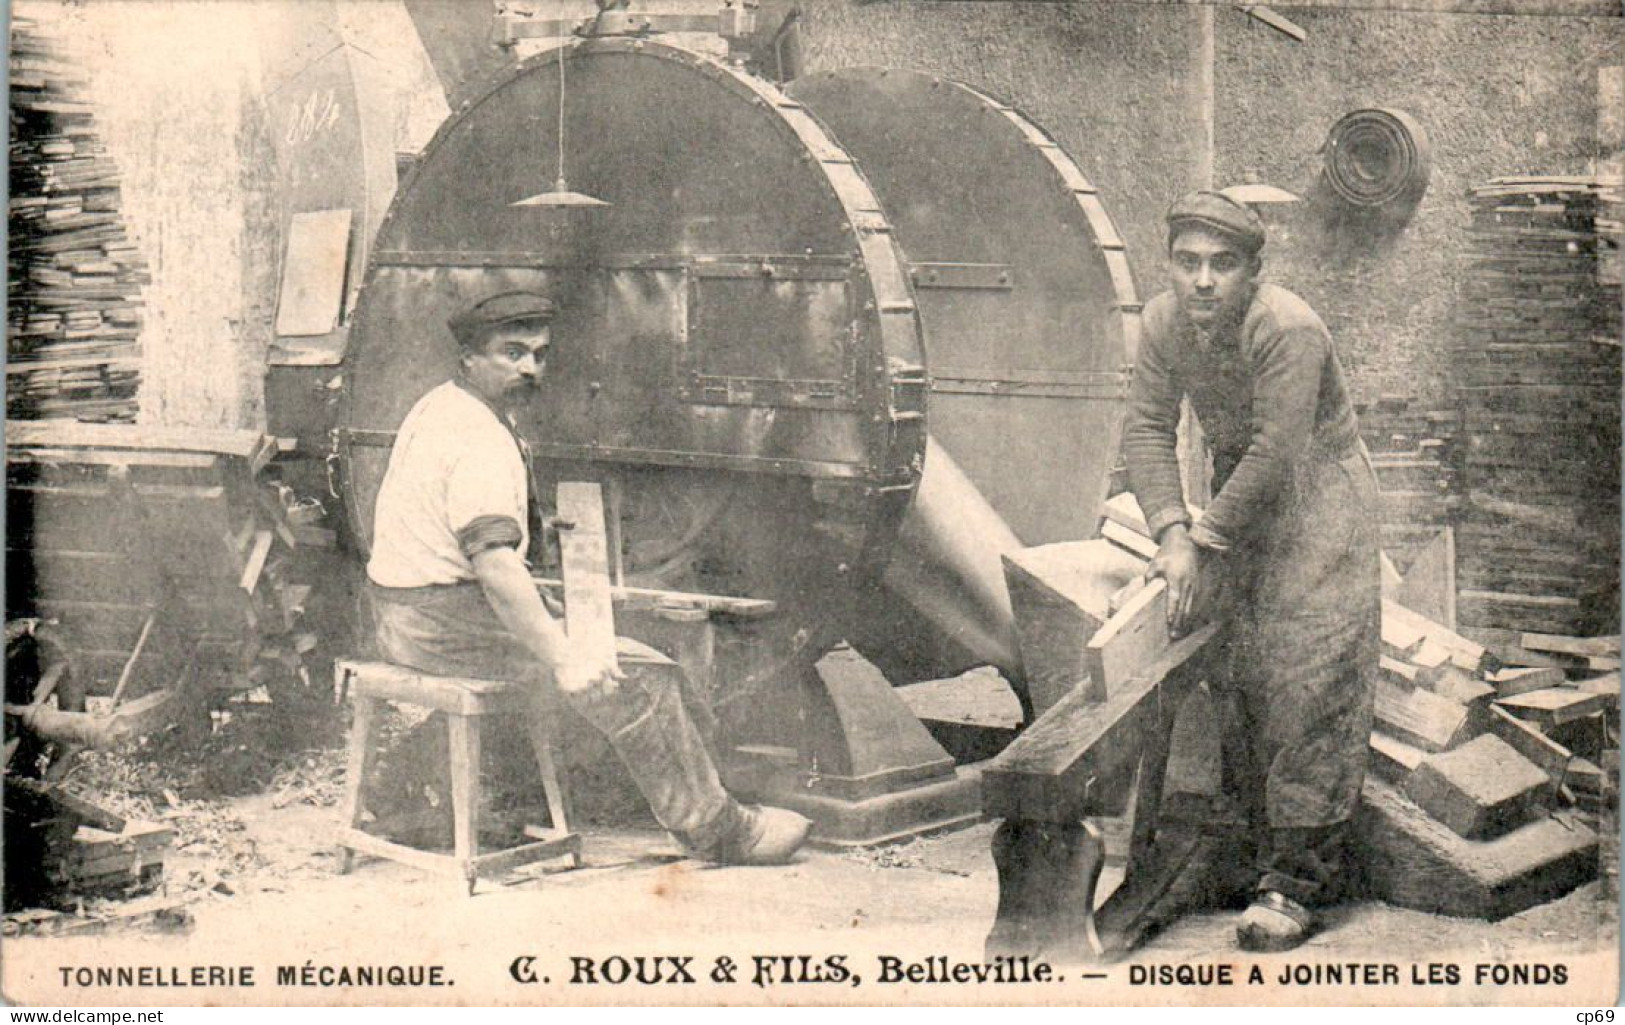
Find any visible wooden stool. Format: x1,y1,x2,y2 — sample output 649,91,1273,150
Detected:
334,659,582,895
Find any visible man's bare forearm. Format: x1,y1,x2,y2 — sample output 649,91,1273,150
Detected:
471,546,570,671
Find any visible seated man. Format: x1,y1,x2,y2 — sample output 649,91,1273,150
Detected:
364,290,810,865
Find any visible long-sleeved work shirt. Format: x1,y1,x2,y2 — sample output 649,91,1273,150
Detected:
1121,282,1361,552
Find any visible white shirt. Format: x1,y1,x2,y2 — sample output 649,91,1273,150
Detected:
366,381,531,588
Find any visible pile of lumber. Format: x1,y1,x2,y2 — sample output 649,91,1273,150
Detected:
3,778,170,910
1363,606,1615,917
1082,492,1612,919
1454,177,1621,636
1356,395,1461,560
7,16,147,422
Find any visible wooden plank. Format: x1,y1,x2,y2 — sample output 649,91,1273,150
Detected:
1575,672,1620,698
1496,688,1610,728
1486,705,1571,791
1490,666,1569,699
1099,519,1158,561
1003,540,1148,713
1373,680,1474,753
1403,735,1551,839
556,482,618,667
983,622,1217,823
5,420,268,461
1356,776,1597,920
1384,598,1489,672
1520,632,1620,659
237,530,273,593
1083,579,1169,698
1419,663,1497,708
1396,527,1457,629
1098,492,1203,543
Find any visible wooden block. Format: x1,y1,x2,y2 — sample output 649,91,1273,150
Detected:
1374,680,1475,753
1003,540,1149,715
1356,776,1598,919
557,482,618,667
1496,688,1610,728
1490,666,1569,699
1369,732,1426,783
1404,735,1551,839
1420,664,1497,708
1084,579,1171,697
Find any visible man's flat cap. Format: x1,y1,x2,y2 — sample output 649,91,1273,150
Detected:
448,291,556,346
1166,189,1267,255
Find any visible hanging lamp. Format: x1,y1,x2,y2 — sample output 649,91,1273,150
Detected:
512,42,609,208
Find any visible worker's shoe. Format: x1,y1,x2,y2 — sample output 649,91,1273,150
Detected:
1236,890,1315,952
707,805,811,866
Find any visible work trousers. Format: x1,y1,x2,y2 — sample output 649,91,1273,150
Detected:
1211,444,1382,906
368,582,750,855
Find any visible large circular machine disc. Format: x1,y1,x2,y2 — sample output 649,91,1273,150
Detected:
341,42,927,717
789,68,1142,546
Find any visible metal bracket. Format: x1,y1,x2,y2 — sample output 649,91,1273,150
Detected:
909,262,1014,291
930,368,1131,400
497,3,757,46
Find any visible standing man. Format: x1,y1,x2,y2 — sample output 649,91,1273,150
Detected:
1121,191,1380,951
365,290,810,865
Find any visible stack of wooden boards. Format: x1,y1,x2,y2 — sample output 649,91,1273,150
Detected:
1366,601,1612,918
7,16,147,422
1455,176,1621,637
1002,492,1609,920
1356,395,1461,561
4,422,314,703
3,778,171,910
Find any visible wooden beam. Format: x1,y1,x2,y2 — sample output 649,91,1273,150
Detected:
983,622,1217,823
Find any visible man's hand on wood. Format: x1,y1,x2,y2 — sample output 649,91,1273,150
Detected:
1146,524,1203,638
553,646,626,697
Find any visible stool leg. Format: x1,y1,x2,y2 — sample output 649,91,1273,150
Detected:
338,695,379,874
448,713,481,895
526,709,581,868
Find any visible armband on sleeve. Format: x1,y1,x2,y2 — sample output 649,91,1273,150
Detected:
456,515,524,559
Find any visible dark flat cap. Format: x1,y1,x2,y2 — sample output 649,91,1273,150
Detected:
448,291,557,347
1166,189,1266,255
